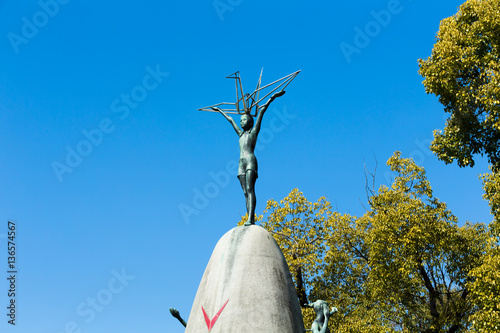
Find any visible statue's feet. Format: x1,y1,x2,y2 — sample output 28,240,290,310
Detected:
244,220,254,226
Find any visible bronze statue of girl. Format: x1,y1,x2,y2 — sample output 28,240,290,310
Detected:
305,300,338,333
212,90,285,225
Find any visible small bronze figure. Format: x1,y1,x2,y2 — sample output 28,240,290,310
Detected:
305,300,338,333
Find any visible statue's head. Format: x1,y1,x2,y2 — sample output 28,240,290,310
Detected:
240,113,254,130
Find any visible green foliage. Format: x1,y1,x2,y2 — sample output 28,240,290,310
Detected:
322,212,397,332
364,152,489,332
481,169,500,237
262,188,332,306
418,2,500,330
468,169,500,332
418,0,500,170
469,244,500,332
254,152,489,332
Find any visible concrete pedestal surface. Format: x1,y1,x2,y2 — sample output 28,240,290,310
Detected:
185,225,304,332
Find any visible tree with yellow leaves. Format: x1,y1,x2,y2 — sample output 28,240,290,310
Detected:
467,169,500,332
419,1,500,330
419,0,500,170
248,152,489,332
364,152,488,332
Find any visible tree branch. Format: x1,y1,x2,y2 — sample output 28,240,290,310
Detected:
418,259,440,319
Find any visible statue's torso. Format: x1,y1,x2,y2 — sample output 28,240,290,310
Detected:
238,130,258,176
239,130,256,154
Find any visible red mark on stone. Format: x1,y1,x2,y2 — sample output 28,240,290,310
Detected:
202,299,229,332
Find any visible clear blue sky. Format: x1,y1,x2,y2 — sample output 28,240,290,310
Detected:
0,0,492,332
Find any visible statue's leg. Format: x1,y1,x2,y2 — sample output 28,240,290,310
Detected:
244,170,257,225
238,175,250,216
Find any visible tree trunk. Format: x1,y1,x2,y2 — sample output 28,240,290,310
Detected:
446,289,468,333
292,254,308,306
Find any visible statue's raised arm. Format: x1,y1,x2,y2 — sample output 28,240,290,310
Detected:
212,106,243,136
253,90,286,135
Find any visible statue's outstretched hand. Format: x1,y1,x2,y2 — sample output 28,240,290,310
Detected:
272,90,286,99
211,106,223,112
169,308,180,318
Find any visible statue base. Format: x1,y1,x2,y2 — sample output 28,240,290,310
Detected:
185,225,304,332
